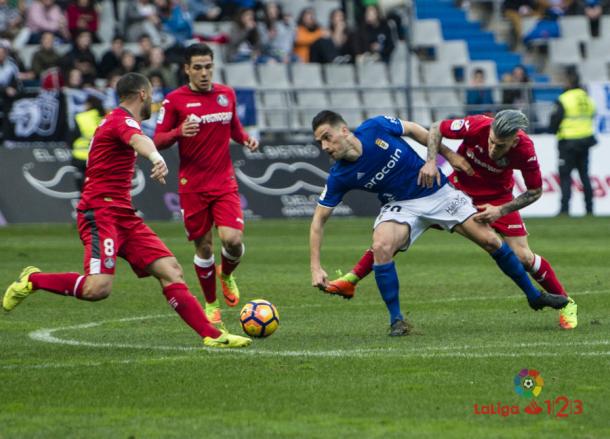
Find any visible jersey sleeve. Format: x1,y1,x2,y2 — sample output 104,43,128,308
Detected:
117,117,144,145
516,140,543,190
372,115,404,136
153,97,181,149
229,88,249,144
317,174,347,208
439,115,486,139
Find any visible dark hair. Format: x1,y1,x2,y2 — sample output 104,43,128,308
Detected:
116,72,150,101
473,68,485,76
184,43,214,65
566,68,580,89
312,110,347,131
86,95,105,115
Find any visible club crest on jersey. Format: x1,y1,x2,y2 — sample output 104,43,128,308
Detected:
217,94,229,107
375,138,389,150
450,119,465,131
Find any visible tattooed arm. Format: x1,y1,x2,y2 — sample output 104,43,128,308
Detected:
474,187,543,224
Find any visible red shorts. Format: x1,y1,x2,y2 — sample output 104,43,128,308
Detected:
472,197,528,237
180,191,244,241
77,207,173,277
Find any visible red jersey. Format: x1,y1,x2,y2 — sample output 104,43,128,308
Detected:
154,83,249,195
439,115,542,201
78,107,143,210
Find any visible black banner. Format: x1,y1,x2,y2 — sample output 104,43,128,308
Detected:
232,140,379,219
0,140,380,224
2,90,68,147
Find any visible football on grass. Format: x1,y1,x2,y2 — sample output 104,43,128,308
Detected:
239,299,279,337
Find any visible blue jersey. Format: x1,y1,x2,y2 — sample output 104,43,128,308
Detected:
318,116,447,208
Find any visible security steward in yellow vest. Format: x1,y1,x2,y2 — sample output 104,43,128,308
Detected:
549,71,596,216
71,96,104,194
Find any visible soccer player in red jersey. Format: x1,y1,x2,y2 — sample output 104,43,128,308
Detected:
154,43,259,326
2,72,251,348
325,110,577,329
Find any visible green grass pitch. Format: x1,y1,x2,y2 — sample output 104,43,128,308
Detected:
1,216,609,438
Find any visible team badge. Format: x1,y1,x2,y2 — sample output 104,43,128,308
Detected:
180,177,188,185
495,157,509,167
104,257,115,269
375,138,389,150
217,94,229,107
450,119,465,131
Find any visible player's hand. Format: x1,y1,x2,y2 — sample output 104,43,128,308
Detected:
244,136,259,151
446,151,474,176
150,158,168,184
180,119,200,137
473,203,502,223
311,267,329,291
417,161,441,188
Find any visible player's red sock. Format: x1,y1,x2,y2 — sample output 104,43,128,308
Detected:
353,249,375,279
529,254,567,297
29,272,85,298
162,283,221,338
193,254,217,304
221,244,243,276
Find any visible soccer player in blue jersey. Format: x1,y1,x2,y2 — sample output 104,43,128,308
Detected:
309,111,568,336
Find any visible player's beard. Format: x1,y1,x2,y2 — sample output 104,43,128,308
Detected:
141,97,152,120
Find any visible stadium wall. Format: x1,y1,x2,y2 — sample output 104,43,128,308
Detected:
0,136,609,224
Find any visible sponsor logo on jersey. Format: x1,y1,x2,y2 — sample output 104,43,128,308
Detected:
186,102,202,107
187,112,233,124
527,155,537,162
375,138,389,150
125,118,140,129
444,194,468,216
466,149,502,173
217,94,229,107
364,148,402,189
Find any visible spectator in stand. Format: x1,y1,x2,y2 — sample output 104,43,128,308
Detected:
502,0,539,48
66,0,100,42
135,33,154,70
226,8,261,62
502,64,531,107
99,35,124,79
582,0,602,37
0,0,23,40
156,0,193,47
0,44,20,99
219,0,257,21
188,0,221,22
466,68,495,115
102,69,121,109
118,50,138,75
61,30,97,83
293,7,324,63
326,8,358,63
65,66,84,90
257,1,295,63
141,45,176,88
357,4,395,64
25,0,70,44
125,0,163,44
31,31,62,79
309,8,353,64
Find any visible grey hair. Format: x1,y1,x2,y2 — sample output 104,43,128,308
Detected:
491,110,529,138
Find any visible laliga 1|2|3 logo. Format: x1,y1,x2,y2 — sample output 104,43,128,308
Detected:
473,368,584,418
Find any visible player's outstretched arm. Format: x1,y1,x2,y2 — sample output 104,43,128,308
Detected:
129,133,168,184
310,204,333,291
475,187,543,223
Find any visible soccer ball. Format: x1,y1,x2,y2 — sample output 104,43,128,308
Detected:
523,378,535,390
239,299,279,338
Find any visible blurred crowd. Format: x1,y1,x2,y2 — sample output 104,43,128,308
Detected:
0,0,409,104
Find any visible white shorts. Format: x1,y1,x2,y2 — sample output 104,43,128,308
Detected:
373,184,477,250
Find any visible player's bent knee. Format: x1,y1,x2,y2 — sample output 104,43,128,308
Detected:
371,241,394,263
480,234,503,253
82,283,112,301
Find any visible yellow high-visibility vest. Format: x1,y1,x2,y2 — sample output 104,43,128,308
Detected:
557,88,596,140
72,109,103,161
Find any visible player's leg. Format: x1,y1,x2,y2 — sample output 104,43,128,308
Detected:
213,191,245,307
371,220,411,336
325,248,374,299
504,235,577,329
181,193,221,318
454,218,568,310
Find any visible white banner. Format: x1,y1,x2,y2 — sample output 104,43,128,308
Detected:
413,134,610,217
